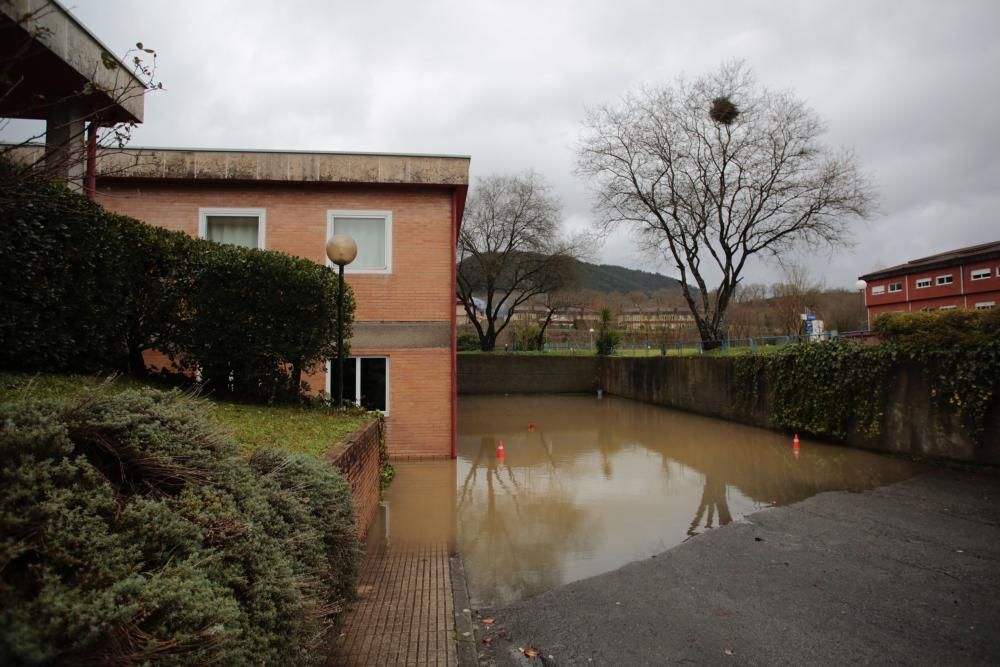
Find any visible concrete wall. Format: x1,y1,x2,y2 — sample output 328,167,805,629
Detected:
457,355,600,395
326,418,383,538
458,355,1000,465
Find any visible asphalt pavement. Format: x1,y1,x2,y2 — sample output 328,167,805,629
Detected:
475,469,1000,666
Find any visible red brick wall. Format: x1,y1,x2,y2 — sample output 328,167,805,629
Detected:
94,181,454,323
325,418,383,539
96,180,456,459
348,348,453,459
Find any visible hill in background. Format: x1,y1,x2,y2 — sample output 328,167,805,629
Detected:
574,259,685,294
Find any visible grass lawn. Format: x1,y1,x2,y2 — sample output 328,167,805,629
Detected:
0,372,371,458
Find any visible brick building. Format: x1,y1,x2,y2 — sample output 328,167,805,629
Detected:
858,241,1000,327
617,306,696,331
95,147,469,459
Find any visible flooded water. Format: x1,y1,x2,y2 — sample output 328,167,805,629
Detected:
373,395,917,608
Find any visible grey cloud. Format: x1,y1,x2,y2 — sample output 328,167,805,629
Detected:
16,0,1000,287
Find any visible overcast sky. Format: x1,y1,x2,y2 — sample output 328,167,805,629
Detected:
13,0,1000,288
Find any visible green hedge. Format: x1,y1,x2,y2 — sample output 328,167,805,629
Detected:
876,309,1000,437
0,388,360,665
0,159,352,401
736,310,1000,443
736,341,897,439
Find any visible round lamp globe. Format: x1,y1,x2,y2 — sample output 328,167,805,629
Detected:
326,235,358,266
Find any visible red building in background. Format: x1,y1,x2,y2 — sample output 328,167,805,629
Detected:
859,241,1000,328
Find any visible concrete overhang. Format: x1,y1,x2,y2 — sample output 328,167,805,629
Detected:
0,0,144,123
95,147,471,187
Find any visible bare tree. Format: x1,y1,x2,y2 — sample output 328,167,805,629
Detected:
768,262,823,336
576,60,875,346
457,171,585,351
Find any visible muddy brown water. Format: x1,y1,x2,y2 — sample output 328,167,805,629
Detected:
370,395,918,608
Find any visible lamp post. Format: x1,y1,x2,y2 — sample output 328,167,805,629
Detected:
589,327,595,350
326,235,358,408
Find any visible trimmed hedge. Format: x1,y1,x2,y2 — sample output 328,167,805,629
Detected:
0,388,360,665
0,159,353,401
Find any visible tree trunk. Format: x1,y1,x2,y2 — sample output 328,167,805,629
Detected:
127,343,147,377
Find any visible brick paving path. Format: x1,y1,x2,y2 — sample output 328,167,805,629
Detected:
329,541,458,666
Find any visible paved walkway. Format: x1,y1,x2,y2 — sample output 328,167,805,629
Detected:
329,542,458,666
477,469,1000,666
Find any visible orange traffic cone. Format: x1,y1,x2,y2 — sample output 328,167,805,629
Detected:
793,433,800,447
497,440,505,457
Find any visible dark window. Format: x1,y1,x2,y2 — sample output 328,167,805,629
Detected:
359,357,387,411
334,357,388,411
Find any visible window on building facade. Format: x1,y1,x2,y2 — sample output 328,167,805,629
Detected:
200,208,265,249
971,268,991,281
888,282,902,293
335,357,388,412
975,301,996,310
871,285,885,295
915,278,931,288
939,305,957,310
936,275,953,286
328,210,392,273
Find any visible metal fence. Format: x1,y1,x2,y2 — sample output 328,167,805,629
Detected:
532,329,878,355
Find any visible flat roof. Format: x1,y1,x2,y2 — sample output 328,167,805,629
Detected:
95,146,470,186
0,0,145,123
859,240,1000,281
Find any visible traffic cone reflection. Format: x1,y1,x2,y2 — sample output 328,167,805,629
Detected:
528,423,536,431
497,440,505,457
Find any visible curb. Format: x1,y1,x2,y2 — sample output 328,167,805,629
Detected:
450,554,479,666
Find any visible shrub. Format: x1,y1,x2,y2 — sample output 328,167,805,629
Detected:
179,241,353,401
876,310,1000,438
0,157,354,401
595,307,619,355
0,161,130,371
513,323,544,351
0,388,360,665
457,331,481,351
739,341,898,439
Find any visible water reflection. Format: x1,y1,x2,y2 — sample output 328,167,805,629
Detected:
454,395,916,607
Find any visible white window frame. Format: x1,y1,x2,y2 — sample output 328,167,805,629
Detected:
975,301,995,310
327,209,393,274
939,305,957,311
888,282,902,293
915,278,931,289
198,207,266,249
936,274,953,286
871,285,885,295
971,268,991,281
325,356,390,414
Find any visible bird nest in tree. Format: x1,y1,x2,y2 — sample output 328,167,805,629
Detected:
710,96,739,124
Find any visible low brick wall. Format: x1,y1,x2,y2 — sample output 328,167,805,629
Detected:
458,354,600,395
325,418,382,538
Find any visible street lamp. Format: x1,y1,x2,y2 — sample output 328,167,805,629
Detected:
326,235,358,408
589,327,595,350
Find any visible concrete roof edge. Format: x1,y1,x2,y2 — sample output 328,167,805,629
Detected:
47,0,145,89
119,145,472,161
93,145,471,186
